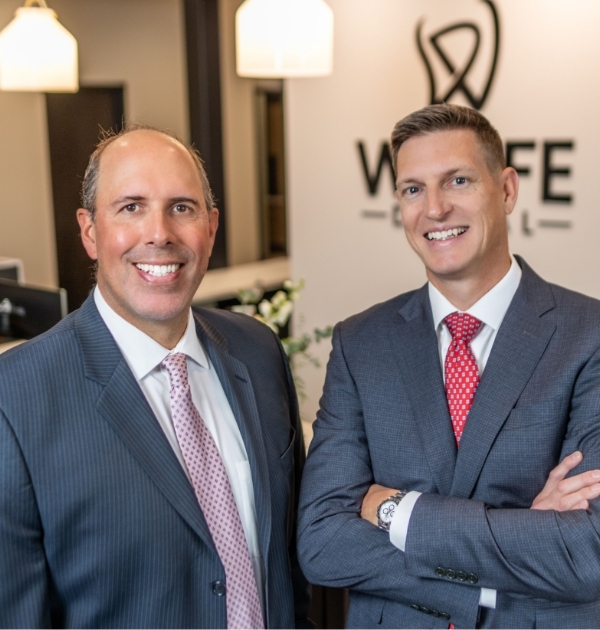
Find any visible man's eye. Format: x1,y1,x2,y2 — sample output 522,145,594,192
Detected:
405,186,419,195
454,176,467,185
173,204,190,213
123,204,138,212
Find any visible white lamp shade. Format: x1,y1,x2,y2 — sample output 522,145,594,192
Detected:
236,0,333,78
0,7,78,92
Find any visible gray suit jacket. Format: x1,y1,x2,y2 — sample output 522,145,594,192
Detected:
0,295,310,629
298,257,600,629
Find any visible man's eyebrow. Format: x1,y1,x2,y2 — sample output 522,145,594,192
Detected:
111,195,146,206
170,196,200,205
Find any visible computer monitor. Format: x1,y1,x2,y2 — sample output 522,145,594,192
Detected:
0,256,24,283
0,278,67,341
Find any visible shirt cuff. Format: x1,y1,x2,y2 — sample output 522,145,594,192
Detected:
479,588,497,609
389,491,421,551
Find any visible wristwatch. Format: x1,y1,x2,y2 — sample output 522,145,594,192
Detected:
377,490,408,531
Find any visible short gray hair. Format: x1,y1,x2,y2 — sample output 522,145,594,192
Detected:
80,123,216,220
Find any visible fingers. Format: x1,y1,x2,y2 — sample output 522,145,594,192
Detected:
547,451,583,484
554,481,600,512
531,451,600,511
532,452,584,505
553,469,600,498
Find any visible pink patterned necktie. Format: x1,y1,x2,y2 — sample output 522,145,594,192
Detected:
161,352,264,630
444,313,482,446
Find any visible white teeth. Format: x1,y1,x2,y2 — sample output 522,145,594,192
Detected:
135,263,181,277
426,227,467,241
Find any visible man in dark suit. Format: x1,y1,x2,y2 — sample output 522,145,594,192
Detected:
298,104,600,628
0,126,310,628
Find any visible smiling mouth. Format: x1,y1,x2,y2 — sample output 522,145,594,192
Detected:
135,263,182,277
426,227,468,241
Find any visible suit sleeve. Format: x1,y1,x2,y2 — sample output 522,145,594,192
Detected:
297,324,482,627
404,344,600,603
0,408,52,629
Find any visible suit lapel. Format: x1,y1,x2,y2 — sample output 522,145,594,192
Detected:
451,262,557,497
391,286,457,495
193,312,273,569
75,297,215,547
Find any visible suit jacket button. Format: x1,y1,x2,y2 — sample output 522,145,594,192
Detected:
456,571,467,581
467,573,478,584
430,609,441,618
446,569,456,579
435,566,446,577
212,580,226,596
440,612,451,620
410,604,420,611
419,606,431,615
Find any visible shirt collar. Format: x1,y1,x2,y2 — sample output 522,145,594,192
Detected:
428,255,522,332
94,287,209,381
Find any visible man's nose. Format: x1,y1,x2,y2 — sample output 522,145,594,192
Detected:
423,188,451,221
144,209,174,246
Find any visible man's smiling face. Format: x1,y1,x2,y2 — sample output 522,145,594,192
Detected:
77,129,218,345
395,128,517,294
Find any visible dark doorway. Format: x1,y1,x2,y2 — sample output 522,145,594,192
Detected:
46,86,125,311
256,86,287,259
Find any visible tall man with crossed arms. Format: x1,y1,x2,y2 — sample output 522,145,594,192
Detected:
298,104,600,628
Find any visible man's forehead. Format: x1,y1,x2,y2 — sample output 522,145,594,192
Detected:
396,129,486,175
94,130,204,203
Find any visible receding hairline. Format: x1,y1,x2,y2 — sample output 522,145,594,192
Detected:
80,123,216,220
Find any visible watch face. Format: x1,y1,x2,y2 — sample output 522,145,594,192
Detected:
379,500,397,524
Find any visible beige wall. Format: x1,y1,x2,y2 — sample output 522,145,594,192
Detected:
0,0,189,287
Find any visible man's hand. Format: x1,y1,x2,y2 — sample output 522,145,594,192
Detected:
360,484,400,526
531,451,600,511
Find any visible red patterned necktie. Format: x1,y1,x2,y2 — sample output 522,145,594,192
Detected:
444,312,482,446
162,353,264,630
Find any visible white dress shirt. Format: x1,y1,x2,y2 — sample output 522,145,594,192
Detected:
94,288,264,605
389,255,522,609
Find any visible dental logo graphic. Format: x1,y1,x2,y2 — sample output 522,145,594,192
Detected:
416,0,500,110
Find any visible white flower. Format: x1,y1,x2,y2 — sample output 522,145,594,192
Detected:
275,301,293,326
258,299,273,318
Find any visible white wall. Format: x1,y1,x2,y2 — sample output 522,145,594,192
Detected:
287,0,600,434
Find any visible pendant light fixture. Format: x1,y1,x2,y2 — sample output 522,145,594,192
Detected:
0,0,78,92
236,0,334,78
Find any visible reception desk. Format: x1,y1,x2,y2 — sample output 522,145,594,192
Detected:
193,257,290,306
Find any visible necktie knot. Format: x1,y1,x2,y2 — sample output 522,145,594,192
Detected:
444,312,482,345
161,352,189,387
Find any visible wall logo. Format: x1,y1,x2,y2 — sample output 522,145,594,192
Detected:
416,0,500,110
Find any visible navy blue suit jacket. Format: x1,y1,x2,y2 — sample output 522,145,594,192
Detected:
298,258,600,629
0,295,309,628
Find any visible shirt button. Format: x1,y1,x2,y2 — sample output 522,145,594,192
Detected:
212,580,226,596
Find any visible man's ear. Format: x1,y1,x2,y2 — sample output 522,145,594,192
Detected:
77,208,98,260
501,166,519,217
207,207,219,258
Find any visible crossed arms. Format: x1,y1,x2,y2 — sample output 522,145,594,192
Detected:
297,322,600,626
